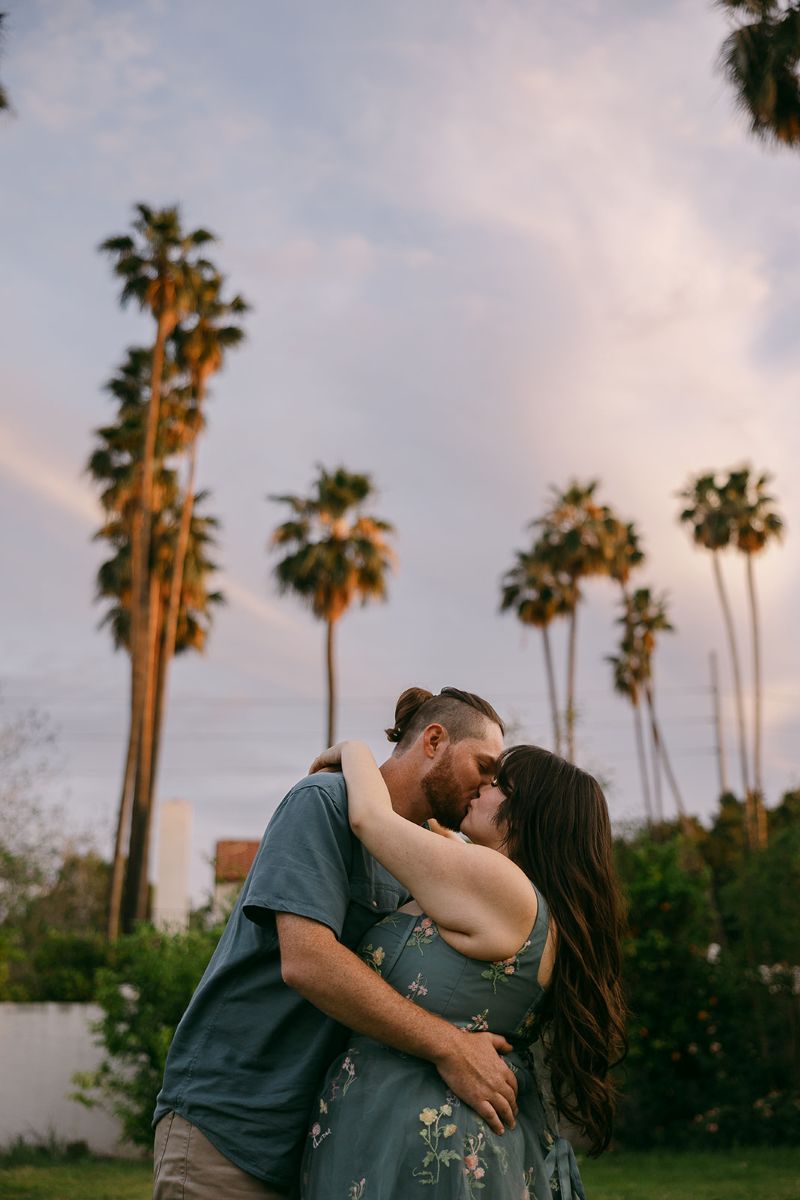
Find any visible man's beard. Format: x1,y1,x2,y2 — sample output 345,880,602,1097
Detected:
421,749,469,831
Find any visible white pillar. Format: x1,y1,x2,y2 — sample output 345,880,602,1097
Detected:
153,799,192,930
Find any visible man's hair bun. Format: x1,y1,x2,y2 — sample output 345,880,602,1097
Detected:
385,687,434,742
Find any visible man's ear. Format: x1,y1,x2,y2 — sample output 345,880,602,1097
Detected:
421,723,448,759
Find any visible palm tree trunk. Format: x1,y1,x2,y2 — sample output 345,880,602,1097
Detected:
108,484,146,939
122,572,161,928
119,314,169,930
709,650,729,797
541,626,562,756
148,607,169,833
645,681,690,834
565,605,578,761
147,437,198,837
161,436,198,682
745,553,767,849
712,551,751,799
632,695,653,827
106,682,139,940
137,313,169,625
648,702,663,823
326,618,336,746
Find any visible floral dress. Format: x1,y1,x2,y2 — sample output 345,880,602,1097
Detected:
300,886,587,1200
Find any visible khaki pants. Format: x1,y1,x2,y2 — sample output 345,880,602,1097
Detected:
153,1112,291,1199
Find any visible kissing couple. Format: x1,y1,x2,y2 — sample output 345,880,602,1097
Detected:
153,686,626,1198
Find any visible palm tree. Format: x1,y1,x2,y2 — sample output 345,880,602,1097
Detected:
0,13,11,114
726,467,784,848
88,347,223,933
500,546,577,755
606,518,646,598
100,205,214,922
607,636,653,826
270,467,395,745
612,589,690,832
678,472,752,802
88,346,185,937
717,1,800,146
535,481,619,760
629,588,689,831
161,271,247,710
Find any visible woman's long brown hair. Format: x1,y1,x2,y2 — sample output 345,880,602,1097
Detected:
495,745,627,1156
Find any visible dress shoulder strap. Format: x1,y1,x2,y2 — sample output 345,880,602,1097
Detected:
527,883,551,961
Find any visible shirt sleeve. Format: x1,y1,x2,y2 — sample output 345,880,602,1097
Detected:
241,777,353,939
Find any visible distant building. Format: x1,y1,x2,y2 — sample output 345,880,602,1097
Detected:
213,839,260,922
153,800,192,931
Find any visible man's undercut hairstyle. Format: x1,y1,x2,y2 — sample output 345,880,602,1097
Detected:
385,686,505,751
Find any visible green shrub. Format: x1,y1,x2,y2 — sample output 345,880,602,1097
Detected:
614,826,800,1149
73,923,221,1146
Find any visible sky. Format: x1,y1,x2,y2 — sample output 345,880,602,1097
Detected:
1,0,798,904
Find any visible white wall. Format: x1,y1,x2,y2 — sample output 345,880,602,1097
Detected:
0,1003,140,1156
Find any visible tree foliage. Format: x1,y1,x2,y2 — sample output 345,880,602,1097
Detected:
718,0,800,145
72,924,222,1146
270,465,395,743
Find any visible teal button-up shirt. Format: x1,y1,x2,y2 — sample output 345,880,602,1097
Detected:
154,772,408,1191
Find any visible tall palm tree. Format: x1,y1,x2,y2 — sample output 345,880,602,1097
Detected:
678,471,752,802
88,346,186,937
88,348,223,932
161,272,247,701
607,636,653,826
500,546,577,755
629,588,689,831
612,589,689,832
535,481,618,760
270,467,395,745
717,1,800,146
726,467,784,848
100,205,214,924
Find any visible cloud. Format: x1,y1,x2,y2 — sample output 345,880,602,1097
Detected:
0,421,301,636
0,422,99,524
13,1,165,130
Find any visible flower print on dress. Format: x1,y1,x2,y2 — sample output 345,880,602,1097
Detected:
359,944,386,973
463,1008,490,1032
318,1051,359,1109
309,1118,330,1150
406,915,437,953
462,1125,489,1196
481,940,531,993
348,1179,366,1200
412,1101,461,1185
405,971,429,1001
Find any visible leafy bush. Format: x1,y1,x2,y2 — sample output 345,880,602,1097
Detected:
614,821,800,1148
73,923,221,1146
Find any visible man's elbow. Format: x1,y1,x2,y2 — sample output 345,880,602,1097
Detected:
276,913,337,994
280,951,309,992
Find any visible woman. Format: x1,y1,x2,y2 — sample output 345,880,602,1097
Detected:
300,739,627,1199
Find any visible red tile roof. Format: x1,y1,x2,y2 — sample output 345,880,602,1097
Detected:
215,839,260,883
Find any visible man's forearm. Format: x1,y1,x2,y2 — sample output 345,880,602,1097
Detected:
276,912,518,1133
281,924,455,1062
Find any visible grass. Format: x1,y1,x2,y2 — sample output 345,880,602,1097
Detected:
0,1158,149,1200
0,1148,798,1199
580,1148,800,1200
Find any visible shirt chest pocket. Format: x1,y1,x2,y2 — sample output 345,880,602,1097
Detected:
349,876,403,916
341,877,403,948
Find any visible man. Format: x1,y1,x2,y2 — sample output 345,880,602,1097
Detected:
153,686,516,1199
